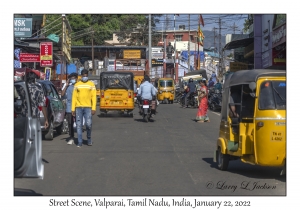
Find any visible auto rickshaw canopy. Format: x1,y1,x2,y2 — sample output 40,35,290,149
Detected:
220,69,286,121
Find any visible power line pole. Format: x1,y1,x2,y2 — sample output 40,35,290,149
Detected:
188,14,190,72
148,14,152,76
229,22,239,34
217,17,226,79
213,27,217,52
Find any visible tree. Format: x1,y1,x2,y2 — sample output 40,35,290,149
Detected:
115,14,162,46
243,15,253,33
42,14,162,46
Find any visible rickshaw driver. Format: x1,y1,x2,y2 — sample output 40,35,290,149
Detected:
229,88,241,118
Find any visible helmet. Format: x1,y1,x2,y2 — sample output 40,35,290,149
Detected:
189,78,193,83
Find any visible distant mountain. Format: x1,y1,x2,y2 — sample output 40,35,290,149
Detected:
202,30,226,51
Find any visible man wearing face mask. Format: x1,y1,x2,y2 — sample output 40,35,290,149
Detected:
62,73,78,145
71,70,96,148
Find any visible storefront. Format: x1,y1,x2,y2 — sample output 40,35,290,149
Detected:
271,15,286,69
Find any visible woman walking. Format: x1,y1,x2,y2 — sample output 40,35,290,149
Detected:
195,79,210,123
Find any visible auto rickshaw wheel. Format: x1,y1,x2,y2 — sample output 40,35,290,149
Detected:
217,147,229,171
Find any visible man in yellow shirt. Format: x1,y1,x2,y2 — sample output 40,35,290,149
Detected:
72,70,96,147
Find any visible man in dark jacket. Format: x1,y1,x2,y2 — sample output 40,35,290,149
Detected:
184,78,196,108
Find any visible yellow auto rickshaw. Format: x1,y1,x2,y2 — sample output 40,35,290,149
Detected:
157,78,175,104
99,71,135,116
213,69,286,174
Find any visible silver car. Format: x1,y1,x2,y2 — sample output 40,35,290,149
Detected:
14,81,44,179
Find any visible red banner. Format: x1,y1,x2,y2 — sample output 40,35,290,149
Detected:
20,53,40,62
40,42,53,67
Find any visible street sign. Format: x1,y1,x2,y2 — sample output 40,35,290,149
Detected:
40,42,53,67
123,50,141,59
20,53,40,62
14,18,32,37
229,62,248,72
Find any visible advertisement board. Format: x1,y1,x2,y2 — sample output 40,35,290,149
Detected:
123,50,141,59
40,42,53,67
14,18,32,37
229,62,248,72
20,53,40,62
45,67,51,81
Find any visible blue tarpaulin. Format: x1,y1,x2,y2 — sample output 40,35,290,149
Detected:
56,64,77,74
181,51,205,61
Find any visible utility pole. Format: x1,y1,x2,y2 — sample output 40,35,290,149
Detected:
217,17,226,79
213,27,217,52
188,14,190,72
173,14,176,80
91,30,94,75
61,14,65,85
229,22,239,34
148,14,152,76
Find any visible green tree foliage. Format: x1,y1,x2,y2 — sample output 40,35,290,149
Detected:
243,15,253,33
115,14,162,46
43,14,162,46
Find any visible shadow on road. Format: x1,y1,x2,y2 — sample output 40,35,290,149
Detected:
97,113,133,118
202,158,286,182
134,118,155,123
42,158,49,164
14,188,43,196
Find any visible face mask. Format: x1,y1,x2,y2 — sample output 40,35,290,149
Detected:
70,79,76,84
82,77,88,82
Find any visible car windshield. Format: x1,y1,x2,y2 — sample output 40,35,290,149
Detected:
109,61,114,65
159,80,173,87
259,81,286,110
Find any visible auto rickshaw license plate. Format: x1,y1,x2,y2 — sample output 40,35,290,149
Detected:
111,101,122,105
271,131,284,141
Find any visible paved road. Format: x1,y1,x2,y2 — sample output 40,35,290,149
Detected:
14,103,286,196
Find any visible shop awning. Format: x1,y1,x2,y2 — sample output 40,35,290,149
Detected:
223,38,254,50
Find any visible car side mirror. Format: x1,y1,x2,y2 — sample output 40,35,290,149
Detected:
14,99,23,114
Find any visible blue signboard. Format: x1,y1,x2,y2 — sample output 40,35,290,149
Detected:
14,18,32,37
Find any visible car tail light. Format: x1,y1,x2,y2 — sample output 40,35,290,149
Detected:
128,92,132,98
101,91,104,98
143,100,149,105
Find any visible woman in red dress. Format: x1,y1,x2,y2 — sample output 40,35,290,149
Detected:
195,79,210,123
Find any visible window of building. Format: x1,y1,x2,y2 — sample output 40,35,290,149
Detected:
273,14,286,29
190,35,194,41
175,35,183,41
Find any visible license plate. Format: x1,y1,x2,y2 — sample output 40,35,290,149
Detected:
110,101,122,105
143,105,149,108
271,131,284,141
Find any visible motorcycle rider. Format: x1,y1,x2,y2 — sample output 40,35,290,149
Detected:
138,75,157,114
184,78,196,108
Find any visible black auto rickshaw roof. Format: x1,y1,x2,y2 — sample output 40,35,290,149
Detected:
220,69,286,121
223,69,286,89
100,71,134,90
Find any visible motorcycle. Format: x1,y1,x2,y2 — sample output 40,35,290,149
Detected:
139,96,157,122
182,91,198,108
208,89,222,111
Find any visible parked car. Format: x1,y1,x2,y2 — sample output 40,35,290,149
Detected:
36,80,66,140
14,81,44,178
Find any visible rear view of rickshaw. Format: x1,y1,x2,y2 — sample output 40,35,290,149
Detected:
99,72,135,116
213,69,286,174
157,78,175,104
